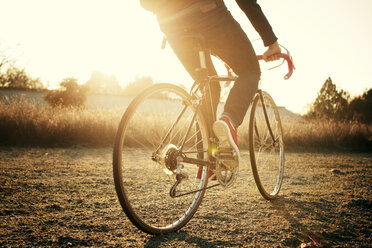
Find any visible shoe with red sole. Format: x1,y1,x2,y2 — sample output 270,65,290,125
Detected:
212,116,240,168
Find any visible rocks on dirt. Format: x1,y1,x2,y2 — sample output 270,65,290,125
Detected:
329,169,344,175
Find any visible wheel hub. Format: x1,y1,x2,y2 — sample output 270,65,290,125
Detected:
159,144,180,172
165,147,179,172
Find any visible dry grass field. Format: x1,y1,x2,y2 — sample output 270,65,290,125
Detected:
0,97,371,152
1,147,371,247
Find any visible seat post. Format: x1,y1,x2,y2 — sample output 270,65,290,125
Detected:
195,47,209,82
182,34,209,82
199,49,207,69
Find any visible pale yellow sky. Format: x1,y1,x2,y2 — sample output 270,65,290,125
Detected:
0,0,371,114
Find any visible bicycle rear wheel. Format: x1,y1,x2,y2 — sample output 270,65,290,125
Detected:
113,83,210,234
248,91,284,200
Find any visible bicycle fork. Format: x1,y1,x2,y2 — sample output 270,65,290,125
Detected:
257,90,278,147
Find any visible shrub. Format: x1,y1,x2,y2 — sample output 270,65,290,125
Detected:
0,65,44,90
44,78,89,108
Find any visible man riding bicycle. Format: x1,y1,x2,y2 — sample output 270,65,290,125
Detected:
140,0,281,169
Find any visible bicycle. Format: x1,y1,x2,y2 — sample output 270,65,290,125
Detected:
113,34,294,234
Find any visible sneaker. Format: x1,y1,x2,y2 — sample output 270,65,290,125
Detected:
212,116,240,168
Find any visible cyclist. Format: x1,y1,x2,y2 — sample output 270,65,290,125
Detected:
140,0,281,170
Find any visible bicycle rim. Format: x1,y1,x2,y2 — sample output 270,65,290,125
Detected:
249,91,284,200
113,84,210,234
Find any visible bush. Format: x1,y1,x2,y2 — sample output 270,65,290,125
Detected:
44,78,89,108
0,65,44,90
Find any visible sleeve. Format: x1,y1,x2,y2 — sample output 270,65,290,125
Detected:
235,0,278,46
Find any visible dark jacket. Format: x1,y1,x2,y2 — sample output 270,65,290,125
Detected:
140,0,277,46
236,0,277,46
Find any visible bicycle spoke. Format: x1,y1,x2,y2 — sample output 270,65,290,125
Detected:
174,113,194,147
132,129,158,149
183,129,203,153
113,84,209,234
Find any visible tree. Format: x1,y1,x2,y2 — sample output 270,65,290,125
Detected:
0,66,43,89
349,88,372,124
305,77,349,120
122,76,154,97
44,78,89,108
0,50,43,90
0,51,12,73
84,71,123,95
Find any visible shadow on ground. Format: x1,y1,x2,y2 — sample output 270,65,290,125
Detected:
145,231,234,248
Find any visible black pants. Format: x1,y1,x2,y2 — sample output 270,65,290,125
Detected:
158,0,260,128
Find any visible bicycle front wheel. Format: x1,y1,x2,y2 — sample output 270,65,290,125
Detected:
249,91,284,200
113,83,210,234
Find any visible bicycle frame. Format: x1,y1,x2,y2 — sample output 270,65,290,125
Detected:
153,35,294,194
113,36,294,233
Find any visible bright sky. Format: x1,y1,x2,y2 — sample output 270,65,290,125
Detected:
0,0,371,114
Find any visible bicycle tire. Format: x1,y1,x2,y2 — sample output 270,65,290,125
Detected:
113,83,210,234
248,91,284,200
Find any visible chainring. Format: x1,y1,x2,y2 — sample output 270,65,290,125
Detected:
214,159,238,187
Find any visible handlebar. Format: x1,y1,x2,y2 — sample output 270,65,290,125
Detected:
256,53,295,80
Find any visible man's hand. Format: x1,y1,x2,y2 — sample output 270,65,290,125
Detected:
263,41,281,62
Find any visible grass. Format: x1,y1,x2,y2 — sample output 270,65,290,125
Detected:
0,97,119,147
283,119,372,152
236,119,372,152
0,98,371,152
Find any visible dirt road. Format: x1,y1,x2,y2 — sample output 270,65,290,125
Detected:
0,147,371,247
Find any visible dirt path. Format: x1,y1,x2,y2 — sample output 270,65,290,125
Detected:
0,147,371,247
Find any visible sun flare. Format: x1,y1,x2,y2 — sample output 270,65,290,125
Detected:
1,0,372,114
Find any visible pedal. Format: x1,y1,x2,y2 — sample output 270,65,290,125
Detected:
219,147,234,152
219,155,236,161
213,147,237,161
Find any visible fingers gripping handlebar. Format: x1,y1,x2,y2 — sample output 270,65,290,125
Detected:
256,53,295,80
